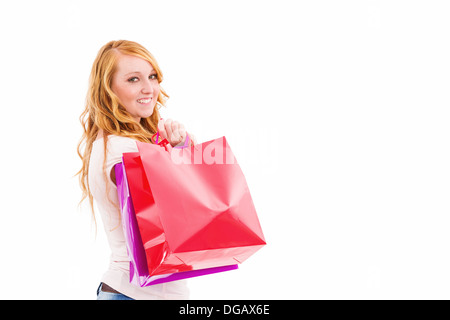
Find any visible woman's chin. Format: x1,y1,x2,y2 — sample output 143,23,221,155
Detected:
139,107,155,119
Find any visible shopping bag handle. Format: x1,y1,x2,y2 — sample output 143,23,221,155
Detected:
174,134,190,149
151,131,191,149
151,131,170,148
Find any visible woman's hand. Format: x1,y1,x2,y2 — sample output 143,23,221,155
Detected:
157,118,196,147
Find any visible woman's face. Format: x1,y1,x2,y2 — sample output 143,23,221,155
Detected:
111,54,160,122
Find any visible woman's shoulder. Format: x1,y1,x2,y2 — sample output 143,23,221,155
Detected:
109,135,139,152
93,134,139,154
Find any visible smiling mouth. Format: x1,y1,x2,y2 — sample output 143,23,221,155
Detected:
137,98,152,104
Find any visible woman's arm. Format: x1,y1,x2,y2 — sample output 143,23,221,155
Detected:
109,119,196,186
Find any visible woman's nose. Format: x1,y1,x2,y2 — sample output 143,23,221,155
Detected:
141,79,155,94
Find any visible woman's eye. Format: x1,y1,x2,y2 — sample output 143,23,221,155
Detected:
128,77,139,82
149,74,158,80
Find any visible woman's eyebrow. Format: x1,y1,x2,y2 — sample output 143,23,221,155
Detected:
124,69,155,76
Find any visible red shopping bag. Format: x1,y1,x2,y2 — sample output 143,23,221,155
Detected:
116,161,238,287
122,136,266,276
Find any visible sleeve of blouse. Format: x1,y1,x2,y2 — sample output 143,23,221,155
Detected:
105,136,139,183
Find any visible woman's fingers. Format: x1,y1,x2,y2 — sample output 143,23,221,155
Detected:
164,118,173,141
175,123,186,144
157,119,168,140
159,118,187,147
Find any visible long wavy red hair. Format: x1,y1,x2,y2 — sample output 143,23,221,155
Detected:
76,40,167,218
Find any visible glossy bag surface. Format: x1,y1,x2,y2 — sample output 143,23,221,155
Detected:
115,162,238,286
123,136,266,276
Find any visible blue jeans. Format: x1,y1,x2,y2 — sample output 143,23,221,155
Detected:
97,283,134,300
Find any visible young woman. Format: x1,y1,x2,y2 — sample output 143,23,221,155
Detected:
77,40,194,300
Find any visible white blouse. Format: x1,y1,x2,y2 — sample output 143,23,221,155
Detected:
88,134,189,299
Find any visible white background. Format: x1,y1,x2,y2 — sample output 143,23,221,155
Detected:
0,0,449,299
